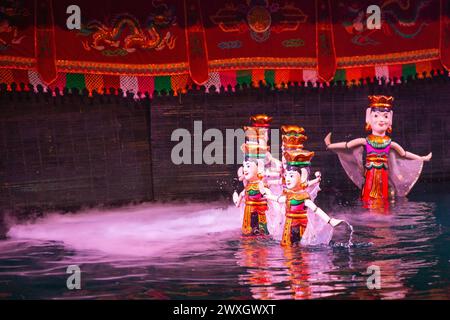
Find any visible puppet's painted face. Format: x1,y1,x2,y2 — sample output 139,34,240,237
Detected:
368,110,392,134
285,168,309,189
284,170,301,189
243,161,258,181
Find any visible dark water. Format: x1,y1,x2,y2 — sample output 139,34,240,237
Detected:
0,185,449,300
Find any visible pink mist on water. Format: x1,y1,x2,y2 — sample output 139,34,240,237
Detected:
7,203,242,258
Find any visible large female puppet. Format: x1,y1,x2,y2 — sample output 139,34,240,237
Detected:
324,95,432,202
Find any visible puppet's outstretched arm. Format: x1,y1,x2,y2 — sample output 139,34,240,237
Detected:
391,142,432,161
308,171,321,187
259,182,286,203
304,199,343,227
324,132,366,150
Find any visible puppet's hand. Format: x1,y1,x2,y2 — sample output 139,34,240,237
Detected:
232,191,240,207
329,218,344,227
315,171,321,180
324,132,332,148
258,181,267,196
237,166,245,181
422,152,432,162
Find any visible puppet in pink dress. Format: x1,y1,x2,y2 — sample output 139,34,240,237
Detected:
324,95,432,203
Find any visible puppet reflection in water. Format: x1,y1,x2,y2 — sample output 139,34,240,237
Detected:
235,238,341,299
325,95,432,207
235,199,438,300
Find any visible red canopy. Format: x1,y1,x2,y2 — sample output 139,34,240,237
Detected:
0,0,449,85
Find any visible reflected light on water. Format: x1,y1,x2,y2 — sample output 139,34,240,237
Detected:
0,198,447,300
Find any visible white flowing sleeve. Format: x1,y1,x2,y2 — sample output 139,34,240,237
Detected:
334,146,365,189
388,151,424,197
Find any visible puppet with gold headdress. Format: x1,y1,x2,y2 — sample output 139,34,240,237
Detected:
260,126,343,246
324,95,432,203
233,114,273,236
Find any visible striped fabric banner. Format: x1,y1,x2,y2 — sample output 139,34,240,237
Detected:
236,70,252,86
219,70,237,91
303,69,318,85
137,76,155,97
103,75,120,94
171,74,191,95
0,69,14,90
204,72,221,92
11,69,30,90
85,74,104,95
154,76,171,93
251,69,265,86
375,65,389,83
28,70,47,92
274,69,289,88
287,69,303,85
120,75,139,97
388,64,403,83
0,60,446,96
66,73,86,91
48,73,67,93
264,70,275,86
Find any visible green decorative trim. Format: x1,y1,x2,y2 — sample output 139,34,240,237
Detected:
287,161,311,166
284,133,302,137
246,153,266,158
366,138,391,149
365,163,389,170
290,199,305,206
248,189,260,196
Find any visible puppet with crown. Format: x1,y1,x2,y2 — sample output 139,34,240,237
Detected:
259,125,343,246
233,114,274,236
325,95,432,203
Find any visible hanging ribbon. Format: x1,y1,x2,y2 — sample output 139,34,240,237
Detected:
35,0,57,85
184,0,209,85
316,0,336,82
441,0,450,71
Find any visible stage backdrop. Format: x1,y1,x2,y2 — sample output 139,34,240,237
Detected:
0,0,449,89
0,76,449,213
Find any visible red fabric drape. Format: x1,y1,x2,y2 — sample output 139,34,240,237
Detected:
441,0,450,70
184,0,209,85
34,0,57,84
316,0,336,82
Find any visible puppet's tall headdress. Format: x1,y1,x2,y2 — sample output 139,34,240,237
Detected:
243,114,272,161
281,125,314,171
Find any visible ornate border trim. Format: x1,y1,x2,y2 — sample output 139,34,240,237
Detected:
0,56,35,69
209,57,317,70
55,60,189,76
0,49,442,75
337,49,440,68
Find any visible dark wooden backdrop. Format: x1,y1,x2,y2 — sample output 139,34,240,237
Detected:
1,75,449,214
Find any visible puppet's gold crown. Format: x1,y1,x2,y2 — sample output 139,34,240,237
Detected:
250,114,273,127
281,125,305,136
281,125,307,149
283,149,315,163
368,95,394,109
